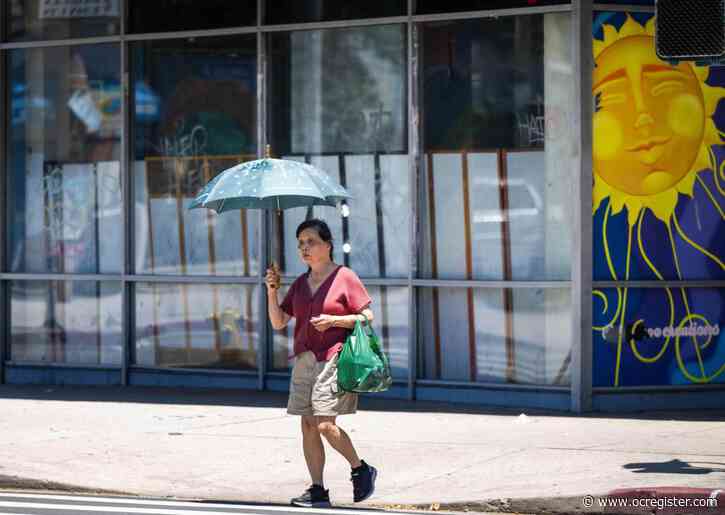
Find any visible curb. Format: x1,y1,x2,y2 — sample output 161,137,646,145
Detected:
1,479,721,515
0,475,130,497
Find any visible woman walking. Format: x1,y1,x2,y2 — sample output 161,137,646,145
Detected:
266,218,378,508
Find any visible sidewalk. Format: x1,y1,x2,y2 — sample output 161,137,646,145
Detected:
0,385,723,514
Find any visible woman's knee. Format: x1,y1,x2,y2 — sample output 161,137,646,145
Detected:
317,418,338,436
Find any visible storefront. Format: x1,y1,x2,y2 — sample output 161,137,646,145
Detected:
0,0,722,411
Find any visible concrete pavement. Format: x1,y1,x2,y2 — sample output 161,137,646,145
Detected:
0,385,723,514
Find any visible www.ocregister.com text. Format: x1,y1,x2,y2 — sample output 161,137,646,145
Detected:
582,494,719,510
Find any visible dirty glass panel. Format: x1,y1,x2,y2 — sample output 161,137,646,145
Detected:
419,14,573,281
10,281,122,365
7,44,122,274
418,287,571,385
267,25,409,279
132,36,258,276
134,283,259,370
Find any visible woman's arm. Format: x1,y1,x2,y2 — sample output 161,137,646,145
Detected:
266,266,291,330
267,288,292,330
309,307,374,332
331,306,375,329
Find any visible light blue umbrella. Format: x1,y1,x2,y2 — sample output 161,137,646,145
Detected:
189,155,351,214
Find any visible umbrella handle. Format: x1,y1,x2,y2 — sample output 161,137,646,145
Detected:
269,260,281,290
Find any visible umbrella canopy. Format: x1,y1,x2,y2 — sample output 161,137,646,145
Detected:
189,157,351,213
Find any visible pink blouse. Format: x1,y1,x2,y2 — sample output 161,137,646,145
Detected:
281,266,372,361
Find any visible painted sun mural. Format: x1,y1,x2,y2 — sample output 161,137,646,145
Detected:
592,13,725,387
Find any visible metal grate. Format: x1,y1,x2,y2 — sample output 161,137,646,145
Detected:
656,0,725,59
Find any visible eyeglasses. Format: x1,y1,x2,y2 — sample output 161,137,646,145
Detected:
297,239,321,250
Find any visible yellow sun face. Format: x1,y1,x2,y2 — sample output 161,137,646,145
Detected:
594,36,705,195
592,16,723,224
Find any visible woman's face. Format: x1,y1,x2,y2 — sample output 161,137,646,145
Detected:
297,228,331,267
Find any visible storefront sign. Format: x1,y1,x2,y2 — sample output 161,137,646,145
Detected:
39,0,118,19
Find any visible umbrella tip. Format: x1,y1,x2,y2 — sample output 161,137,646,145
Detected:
265,144,272,159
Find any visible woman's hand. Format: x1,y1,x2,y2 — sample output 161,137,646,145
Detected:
310,314,336,332
265,264,281,291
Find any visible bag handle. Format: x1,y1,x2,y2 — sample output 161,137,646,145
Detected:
357,312,376,338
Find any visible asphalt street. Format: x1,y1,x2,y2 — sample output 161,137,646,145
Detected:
0,492,421,515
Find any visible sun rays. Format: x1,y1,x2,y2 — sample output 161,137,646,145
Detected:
591,15,725,386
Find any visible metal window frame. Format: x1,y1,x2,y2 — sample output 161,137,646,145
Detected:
0,5,574,50
257,0,268,391
407,0,417,401
572,0,594,413
120,0,131,385
0,21,5,383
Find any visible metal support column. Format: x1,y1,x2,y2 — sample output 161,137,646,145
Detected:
0,22,7,383
120,0,132,385
256,0,268,391
571,0,594,413
407,0,418,400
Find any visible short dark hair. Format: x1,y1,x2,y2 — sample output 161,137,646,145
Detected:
296,218,334,261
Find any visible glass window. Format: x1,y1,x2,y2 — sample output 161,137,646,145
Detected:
128,0,256,34
266,1,405,25
593,287,725,387
592,12,724,281
418,287,571,385
419,14,573,281
132,36,258,276
7,44,122,274
272,285,410,379
5,0,120,41
416,0,569,15
134,283,259,370
268,26,409,279
10,281,122,365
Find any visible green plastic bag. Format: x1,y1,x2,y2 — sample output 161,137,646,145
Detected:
337,316,393,393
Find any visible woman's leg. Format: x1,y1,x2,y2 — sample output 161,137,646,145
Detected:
317,416,362,469
301,415,326,485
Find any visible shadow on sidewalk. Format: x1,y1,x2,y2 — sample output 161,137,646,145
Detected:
623,458,725,475
1,384,724,421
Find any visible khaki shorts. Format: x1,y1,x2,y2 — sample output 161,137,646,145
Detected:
287,350,358,417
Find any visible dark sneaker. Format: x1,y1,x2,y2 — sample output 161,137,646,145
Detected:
351,460,378,502
291,484,331,508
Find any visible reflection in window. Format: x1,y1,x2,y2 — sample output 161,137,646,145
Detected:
10,281,122,365
6,0,120,41
269,26,406,155
135,283,258,370
418,287,571,385
266,0,405,25
420,14,573,281
8,45,122,274
132,37,258,276
268,26,409,279
272,286,409,380
273,154,409,279
128,0,256,33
